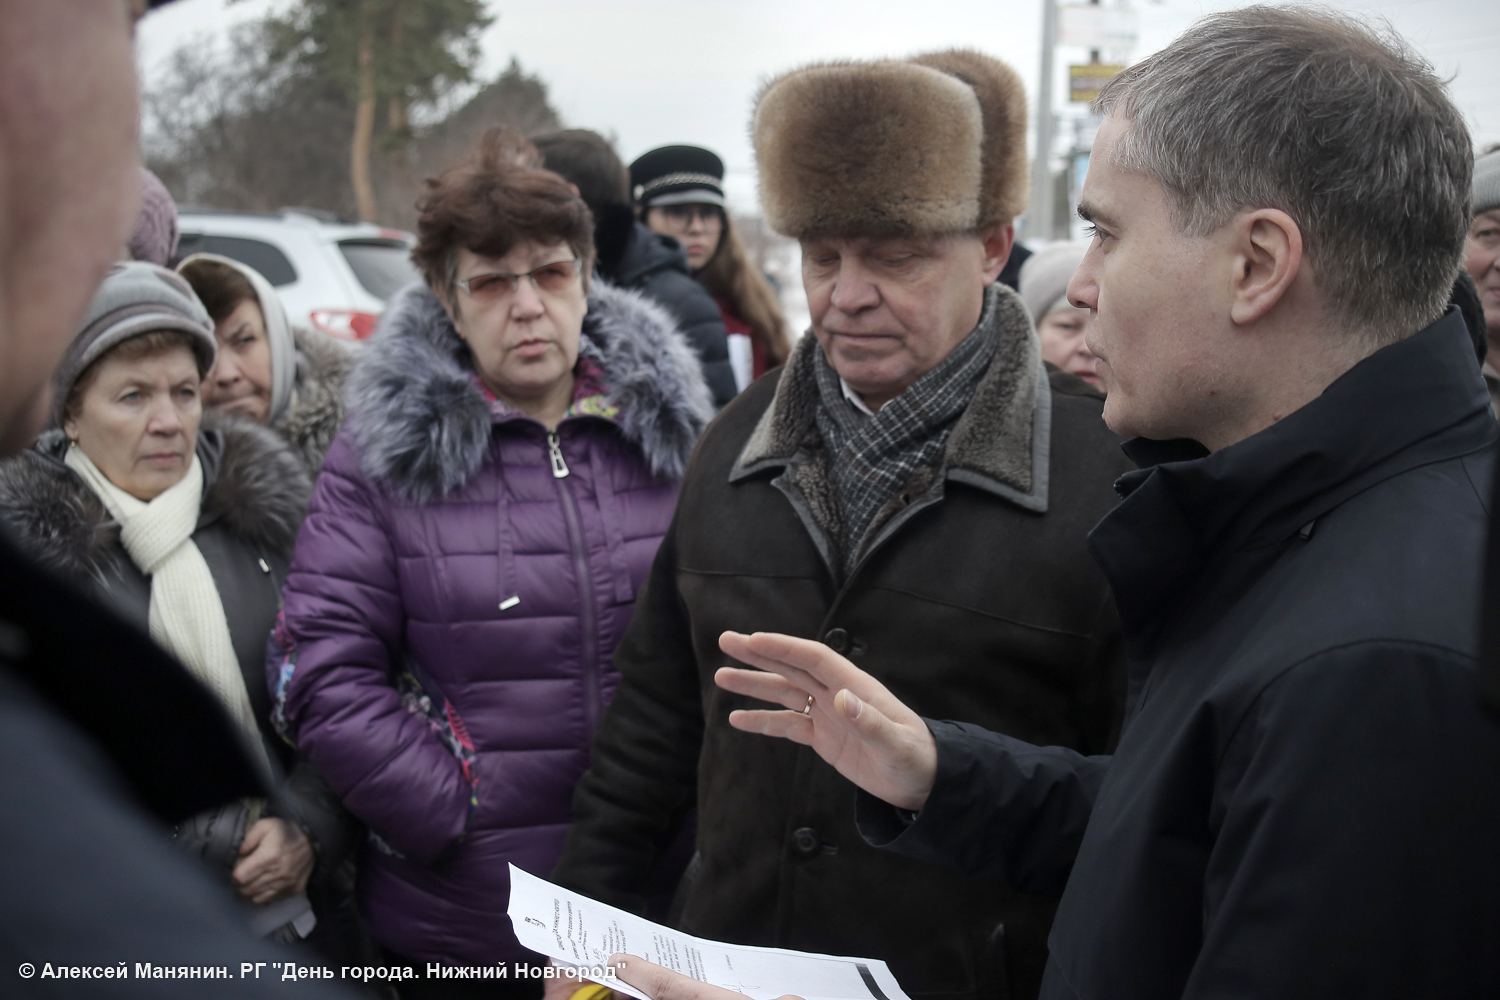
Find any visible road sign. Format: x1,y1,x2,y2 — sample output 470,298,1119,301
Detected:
1069,63,1125,103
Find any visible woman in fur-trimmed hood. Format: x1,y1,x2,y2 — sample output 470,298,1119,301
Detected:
270,130,712,978
178,253,354,476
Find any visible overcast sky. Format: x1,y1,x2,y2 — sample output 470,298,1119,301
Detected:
138,0,1500,214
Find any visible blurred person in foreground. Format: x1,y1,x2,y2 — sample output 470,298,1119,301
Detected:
179,253,354,475
1018,242,1100,389
0,262,376,966
551,50,1131,1000
1469,147,1500,412
535,130,737,407
0,0,359,995
631,145,792,390
610,8,1500,1000
269,130,711,997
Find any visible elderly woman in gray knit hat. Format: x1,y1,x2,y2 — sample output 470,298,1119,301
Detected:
178,253,353,475
0,262,369,961
1018,240,1102,388
1468,147,1500,413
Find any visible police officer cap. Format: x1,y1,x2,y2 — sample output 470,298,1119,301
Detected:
629,145,726,208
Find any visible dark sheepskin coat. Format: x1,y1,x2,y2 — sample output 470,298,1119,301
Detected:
552,282,1133,1000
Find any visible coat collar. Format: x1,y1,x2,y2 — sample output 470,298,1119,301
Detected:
1088,307,1496,642
730,281,1052,513
345,279,713,504
274,325,353,464
0,412,310,582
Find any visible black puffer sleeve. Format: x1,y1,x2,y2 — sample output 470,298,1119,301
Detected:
642,268,737,408
270,760,357,875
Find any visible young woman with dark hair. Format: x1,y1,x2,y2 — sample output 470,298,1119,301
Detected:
631,145,792,389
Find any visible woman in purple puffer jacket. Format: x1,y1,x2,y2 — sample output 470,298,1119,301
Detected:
269,130,712,995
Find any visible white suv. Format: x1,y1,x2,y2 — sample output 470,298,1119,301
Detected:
175,209,420,342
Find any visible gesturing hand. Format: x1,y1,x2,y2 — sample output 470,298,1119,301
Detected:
716,631,937,812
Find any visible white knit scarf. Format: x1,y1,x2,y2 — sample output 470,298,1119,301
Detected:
66,445,267,766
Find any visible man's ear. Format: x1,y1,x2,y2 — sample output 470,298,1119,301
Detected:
978,222,1015,285
1228,208,1303,327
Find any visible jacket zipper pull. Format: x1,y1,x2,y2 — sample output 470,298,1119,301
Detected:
547,429,570,479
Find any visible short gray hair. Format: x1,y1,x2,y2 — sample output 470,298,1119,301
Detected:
1095,5,1472,345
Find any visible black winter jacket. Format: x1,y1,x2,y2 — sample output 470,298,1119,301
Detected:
865,308,1500,998
0,532,361,998
553,284,1132,1000
598,215,736,408
0,416,371,966
0,416,308,769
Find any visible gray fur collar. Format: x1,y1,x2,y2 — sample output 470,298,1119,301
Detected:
0,412,311,583
732,282,1050,512
275,325,353,474
346,280,713,503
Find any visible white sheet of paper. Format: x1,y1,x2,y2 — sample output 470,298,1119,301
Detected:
507,865,913,1000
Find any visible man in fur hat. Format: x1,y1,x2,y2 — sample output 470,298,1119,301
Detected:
551,51,1131,1000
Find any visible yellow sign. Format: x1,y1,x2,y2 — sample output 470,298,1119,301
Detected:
1069,63,1125,104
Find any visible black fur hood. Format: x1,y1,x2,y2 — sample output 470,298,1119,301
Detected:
345,279,714,503
0,412,312,583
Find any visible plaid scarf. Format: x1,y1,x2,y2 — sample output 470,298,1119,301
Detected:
812,293,999,570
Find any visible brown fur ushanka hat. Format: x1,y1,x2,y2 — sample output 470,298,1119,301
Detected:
752,49,1028,238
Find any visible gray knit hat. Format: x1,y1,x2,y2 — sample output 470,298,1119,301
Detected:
1019,241,1089,323
1475,149,1500,218
54,261,216,423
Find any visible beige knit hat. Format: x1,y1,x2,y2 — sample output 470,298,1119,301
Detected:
1019,242,1090,323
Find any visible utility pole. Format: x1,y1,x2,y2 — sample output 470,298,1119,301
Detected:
1028,0,1057,243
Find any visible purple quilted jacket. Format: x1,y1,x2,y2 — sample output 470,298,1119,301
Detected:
271,280,711,965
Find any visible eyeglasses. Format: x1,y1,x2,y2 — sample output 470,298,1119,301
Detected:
653,205,724,232
455,258,582,302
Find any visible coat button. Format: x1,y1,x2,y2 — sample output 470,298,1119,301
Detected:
823,628,850,653
792,827,820,857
